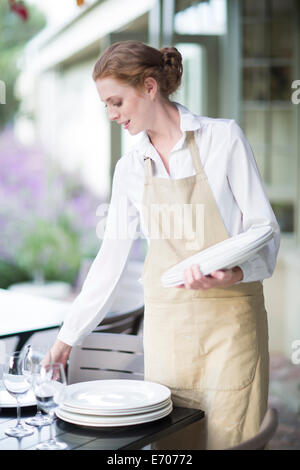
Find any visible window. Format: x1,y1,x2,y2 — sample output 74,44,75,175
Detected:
241,0,297,235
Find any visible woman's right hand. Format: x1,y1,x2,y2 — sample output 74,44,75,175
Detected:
50,339,72,368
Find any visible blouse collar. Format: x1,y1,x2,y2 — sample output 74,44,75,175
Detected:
136,102,202,159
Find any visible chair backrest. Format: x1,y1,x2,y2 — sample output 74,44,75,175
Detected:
227,408,278,450
96,306,144,335
67,332,144,385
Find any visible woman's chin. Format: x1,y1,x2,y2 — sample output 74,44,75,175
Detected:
128,127,138,136
127,123,144,136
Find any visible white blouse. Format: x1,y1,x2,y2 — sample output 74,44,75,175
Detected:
58,103,280,346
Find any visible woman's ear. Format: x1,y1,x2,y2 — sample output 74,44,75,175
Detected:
144,77,158,100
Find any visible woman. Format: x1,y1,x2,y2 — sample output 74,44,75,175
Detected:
50,41,280,449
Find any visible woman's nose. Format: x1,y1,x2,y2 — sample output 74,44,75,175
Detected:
108,108,119,121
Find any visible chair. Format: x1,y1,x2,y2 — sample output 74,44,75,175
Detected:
95,305,144,335
67,331,144,385
227,408,279,450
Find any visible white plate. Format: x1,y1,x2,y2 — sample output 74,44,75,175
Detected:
0,381,36,408
63,380,171,412
56,402,173,427
163,226,273,275
61,397,172,416
161,226,274,287
162,244,266,287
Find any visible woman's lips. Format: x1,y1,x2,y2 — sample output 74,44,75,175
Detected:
123,120,130,130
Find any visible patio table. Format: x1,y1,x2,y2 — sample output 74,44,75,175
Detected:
0,405,204,450
0,288,68,352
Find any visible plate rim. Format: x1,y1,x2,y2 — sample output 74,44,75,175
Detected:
63,380,171,411
56,403,173,427
61,397,172,416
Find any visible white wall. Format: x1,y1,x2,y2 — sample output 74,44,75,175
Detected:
36,60,111,200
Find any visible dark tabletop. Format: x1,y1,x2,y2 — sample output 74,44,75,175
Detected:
0,405,204,450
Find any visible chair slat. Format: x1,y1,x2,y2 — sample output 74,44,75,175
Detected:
80,332,144,352
74,349,144,373
69,368,143,384
101,307,143,325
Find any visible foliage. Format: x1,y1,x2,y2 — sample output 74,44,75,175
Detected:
17,217,82,284
0,128,101,287
0,259,31,289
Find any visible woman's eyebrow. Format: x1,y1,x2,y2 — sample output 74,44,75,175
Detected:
102,96,119,103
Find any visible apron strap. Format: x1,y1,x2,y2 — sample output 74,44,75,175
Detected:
186,131,206,177
143,156,153,184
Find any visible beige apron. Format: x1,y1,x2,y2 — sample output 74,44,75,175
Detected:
141,131,269,450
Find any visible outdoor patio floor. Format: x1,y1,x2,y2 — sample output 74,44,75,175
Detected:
268,353,300,450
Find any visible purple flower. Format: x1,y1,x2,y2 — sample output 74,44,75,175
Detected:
0,127,103,281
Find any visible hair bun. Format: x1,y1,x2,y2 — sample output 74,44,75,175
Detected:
160,47,182,70
159,46,183,96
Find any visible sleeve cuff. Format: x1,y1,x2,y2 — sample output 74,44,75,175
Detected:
237,253,270,283
57,327,84,347
236,259,253,284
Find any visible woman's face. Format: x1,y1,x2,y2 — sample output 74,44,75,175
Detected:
96,77,155,135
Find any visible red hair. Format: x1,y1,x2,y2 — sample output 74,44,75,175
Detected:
92,41,183,99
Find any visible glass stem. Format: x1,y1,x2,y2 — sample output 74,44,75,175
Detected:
16,397,22,427
49,413,56,443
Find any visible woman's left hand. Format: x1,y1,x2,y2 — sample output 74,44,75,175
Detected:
175,264,243,290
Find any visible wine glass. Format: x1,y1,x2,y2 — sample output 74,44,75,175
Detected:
31,362,68,450
22,345,52,427
1,351,34,438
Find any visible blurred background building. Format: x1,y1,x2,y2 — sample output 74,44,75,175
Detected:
1,0,300,360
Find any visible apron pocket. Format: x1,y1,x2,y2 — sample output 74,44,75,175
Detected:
144,296,265,392
198,296,262,391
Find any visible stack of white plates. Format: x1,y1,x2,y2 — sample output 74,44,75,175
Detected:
161,225,274,288
56,380,172,427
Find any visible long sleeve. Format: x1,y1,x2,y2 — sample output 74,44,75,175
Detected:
226,120,280,283
57,158,139,346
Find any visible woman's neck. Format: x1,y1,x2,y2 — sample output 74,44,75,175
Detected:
146,100,183,149
145,100,183,177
